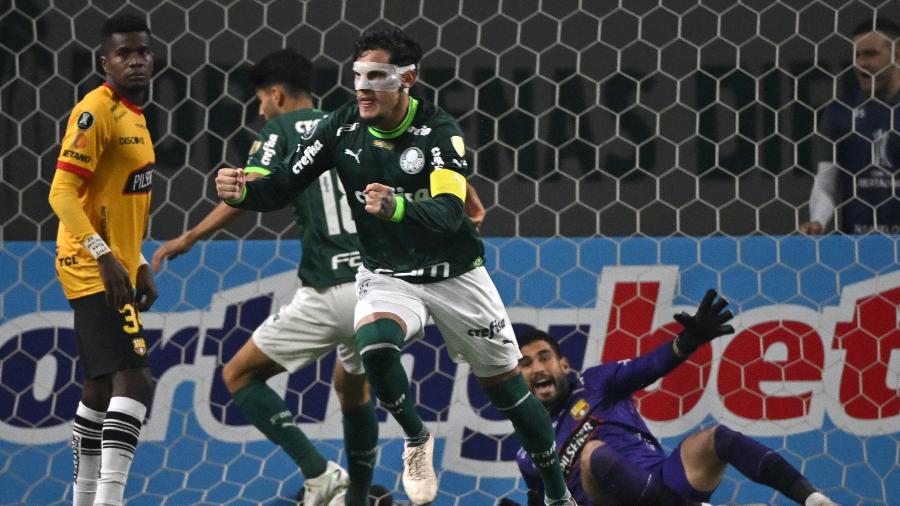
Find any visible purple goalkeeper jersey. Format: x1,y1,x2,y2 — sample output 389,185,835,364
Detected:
516,340,686,504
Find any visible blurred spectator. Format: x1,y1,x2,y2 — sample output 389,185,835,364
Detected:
801,18,900,234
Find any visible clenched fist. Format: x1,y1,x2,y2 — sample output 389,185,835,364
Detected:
364,183,397,220
216,167,245,201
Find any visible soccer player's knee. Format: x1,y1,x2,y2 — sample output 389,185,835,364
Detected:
581,440,606,475
360,345,399,375
356,319,404,349
117,367,155,405
356,319,405,373
713,424,739,460
335,369,370,410
586,441,620,477
221,359,243,393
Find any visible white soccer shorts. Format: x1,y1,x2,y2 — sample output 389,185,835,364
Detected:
252,281,363,375
354,265,522,377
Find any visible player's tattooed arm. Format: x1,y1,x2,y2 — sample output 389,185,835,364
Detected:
363,183,398,220
465,182,485,229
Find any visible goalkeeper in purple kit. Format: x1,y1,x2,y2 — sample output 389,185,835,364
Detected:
514,290,838,506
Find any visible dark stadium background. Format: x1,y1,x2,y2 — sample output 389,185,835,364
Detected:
2,0,897,240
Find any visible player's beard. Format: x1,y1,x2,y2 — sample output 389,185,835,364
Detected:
357,111,379,127
535,374,571,413
358,93,405,130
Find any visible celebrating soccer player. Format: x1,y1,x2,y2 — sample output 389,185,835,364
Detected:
48,13,157,506
216,28,575,506
513,290,838,506
153,48,370,506
155,47,486,506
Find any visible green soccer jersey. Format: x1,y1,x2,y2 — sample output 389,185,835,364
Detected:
234,98,484,284
245,108,361,288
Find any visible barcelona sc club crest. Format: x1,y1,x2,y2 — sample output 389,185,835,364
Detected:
132,338,147,356
570,399,589,420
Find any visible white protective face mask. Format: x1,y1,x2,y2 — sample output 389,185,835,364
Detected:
353,61,416,92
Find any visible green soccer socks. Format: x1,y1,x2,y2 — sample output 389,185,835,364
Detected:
357,319,426,441
485,373,569,501
343,400,379,505
232,380,327,479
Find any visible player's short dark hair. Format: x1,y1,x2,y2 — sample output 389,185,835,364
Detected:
852,17,900,42
352,27,422,67
248,48,313,96
101,13,150,50
517,329,563,358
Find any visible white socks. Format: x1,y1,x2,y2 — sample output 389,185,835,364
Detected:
94,397,147,506
72,402,105,506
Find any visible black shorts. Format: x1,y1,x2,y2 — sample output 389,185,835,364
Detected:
69,292,150,379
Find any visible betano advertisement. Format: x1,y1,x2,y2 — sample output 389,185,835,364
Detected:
1,237,898,505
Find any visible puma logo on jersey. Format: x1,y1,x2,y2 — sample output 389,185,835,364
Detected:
345,148,362,164
336,122,360,137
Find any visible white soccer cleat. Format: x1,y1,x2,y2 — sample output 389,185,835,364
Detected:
302,461,349,506
806,492,840,506
402,431,437,505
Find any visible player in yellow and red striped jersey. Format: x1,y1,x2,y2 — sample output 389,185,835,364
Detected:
47,13,157,506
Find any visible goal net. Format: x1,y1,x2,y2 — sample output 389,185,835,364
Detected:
2,1,899,504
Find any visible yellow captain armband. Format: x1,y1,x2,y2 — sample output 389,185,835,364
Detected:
430,168,467,201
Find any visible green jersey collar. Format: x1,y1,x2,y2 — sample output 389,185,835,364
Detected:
368,97,419,139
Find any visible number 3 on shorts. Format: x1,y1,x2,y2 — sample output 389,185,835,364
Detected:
119,304,142,334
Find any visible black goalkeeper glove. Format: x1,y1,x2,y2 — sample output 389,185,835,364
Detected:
673,289,735,356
